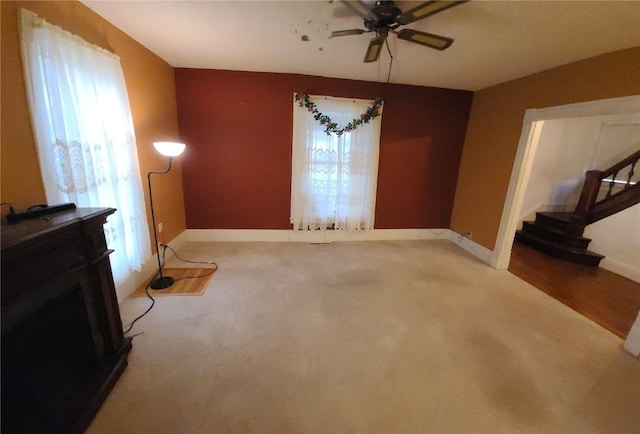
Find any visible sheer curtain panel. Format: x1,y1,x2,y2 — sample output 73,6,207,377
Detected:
291,95,382,230
20,9,151,286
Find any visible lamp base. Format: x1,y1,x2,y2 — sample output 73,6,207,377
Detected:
150,276,175,290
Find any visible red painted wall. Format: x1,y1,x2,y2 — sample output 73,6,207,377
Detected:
175,69,472,229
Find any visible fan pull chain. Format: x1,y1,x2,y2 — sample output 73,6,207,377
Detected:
385,38,393,83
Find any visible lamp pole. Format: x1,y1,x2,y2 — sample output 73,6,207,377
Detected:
148,157,175,289
146,141,186,290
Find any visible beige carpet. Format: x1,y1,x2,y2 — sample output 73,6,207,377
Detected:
88,240,640,434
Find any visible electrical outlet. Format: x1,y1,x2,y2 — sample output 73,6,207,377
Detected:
158,222,163,233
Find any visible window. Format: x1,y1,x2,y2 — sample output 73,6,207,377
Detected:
291,94,383,230
20,9,151,288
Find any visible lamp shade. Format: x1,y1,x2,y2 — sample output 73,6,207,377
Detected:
153,141,186,157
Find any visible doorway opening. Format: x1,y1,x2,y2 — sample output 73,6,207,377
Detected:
492,95,640,340
491,95,640,272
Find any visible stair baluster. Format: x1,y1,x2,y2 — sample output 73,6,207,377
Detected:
605,170,618,199
626,161,636,188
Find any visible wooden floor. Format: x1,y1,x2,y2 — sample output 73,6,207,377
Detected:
508,241,640,339
132,268,215,297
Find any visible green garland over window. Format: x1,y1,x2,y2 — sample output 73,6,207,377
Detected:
294,93,383,136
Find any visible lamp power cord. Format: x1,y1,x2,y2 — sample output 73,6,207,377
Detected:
123,245,218,336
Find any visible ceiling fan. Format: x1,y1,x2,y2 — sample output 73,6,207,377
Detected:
331,0,468,63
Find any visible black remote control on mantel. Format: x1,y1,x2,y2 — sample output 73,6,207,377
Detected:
6,203,77,223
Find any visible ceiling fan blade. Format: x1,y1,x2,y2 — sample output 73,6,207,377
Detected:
342,0,377,21
396,29,454,50
330,29,367,38
364,36,385,63
397,0,467,25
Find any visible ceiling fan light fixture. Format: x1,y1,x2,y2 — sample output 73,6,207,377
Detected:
333,0,466,62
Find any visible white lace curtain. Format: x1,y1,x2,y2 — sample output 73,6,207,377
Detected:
291,95,382,230
20,9,151,286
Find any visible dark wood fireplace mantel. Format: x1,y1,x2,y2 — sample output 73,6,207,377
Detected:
1,207,132,434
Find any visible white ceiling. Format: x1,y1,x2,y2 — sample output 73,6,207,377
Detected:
82,1,640,91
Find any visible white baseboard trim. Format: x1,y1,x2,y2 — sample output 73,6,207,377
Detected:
448,231,494,265
186,228,451,243
599,257,640,284
115,230,189,304
185,228,497,266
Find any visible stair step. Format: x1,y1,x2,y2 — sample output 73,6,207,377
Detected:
534,211,573,231
521,221,592,249
536,212,584,236
515,230,604,267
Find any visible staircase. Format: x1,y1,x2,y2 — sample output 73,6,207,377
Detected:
516,150,640,266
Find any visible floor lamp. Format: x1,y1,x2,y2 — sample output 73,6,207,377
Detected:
148,141,186,289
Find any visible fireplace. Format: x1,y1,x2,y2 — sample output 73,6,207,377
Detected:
1,208,132,434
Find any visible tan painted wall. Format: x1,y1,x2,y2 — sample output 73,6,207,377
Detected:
450,47,640,250
1,0,186,247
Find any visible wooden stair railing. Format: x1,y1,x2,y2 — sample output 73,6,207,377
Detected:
568,150,640,235
516,150,640,266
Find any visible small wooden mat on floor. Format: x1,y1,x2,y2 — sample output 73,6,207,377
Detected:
132,268,215,297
